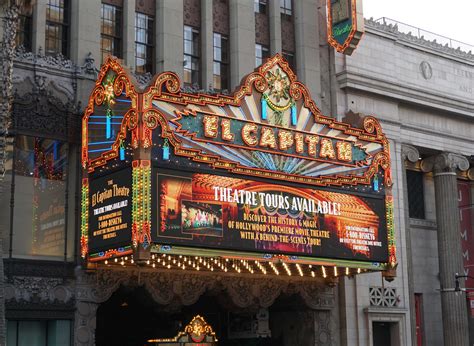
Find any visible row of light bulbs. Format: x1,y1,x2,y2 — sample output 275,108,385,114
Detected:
101,253,366,278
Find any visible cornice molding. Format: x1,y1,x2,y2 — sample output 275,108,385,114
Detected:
336,71,474,118
365,18,474,63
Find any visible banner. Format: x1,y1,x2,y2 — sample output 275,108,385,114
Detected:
88,168,132,253
155,172,388,262
458,181,474,293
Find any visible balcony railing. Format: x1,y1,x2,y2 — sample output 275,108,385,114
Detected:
374,17,474,54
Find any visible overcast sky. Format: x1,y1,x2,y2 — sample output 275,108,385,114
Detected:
363,0,473,46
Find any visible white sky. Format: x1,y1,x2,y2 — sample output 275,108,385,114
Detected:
363,0,474,46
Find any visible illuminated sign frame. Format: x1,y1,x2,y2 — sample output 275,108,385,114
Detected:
327,0,364,55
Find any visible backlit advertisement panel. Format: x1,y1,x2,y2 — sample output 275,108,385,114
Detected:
156,172,388,262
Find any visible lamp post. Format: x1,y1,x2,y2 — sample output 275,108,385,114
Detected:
454,273,474,292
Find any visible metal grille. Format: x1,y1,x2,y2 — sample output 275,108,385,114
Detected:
369,287,398,307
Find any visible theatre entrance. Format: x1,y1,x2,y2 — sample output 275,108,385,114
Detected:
95,284,330,346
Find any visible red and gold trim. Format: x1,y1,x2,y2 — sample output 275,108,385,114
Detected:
81,56,139,172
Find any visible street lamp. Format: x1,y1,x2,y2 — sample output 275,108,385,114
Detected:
454,273,474,292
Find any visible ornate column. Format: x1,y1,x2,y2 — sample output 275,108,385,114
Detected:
0,5,19,344
32,0,46,54
123,0,135,68
70,0,101,65
229,0,255,89
201,0,214,90
268,0,282,55
294,0,321,102
401,144,419,346
73,267,132,346
421,152,470,346
155,0,184,78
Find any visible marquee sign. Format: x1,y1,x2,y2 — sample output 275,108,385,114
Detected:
81,55,395,273
327,0,364,55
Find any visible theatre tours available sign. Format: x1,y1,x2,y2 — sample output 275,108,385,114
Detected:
156,172,388,263
81,55,395,272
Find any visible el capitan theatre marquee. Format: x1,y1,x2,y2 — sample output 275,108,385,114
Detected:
81,55,396,281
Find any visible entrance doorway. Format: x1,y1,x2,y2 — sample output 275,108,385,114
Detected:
96,286,317,346
372,321,402,346
373,321,391,346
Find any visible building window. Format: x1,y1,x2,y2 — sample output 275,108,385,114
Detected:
213,33,229,92
184,25,200,87
101,3,122,63
16,5,33,51
280,0,292,16
7,320,71,346
45,0,69,56
282,51,295,71
255,43,269,67
135,12,154,74
254,0,267,14
406,170,425,219
10,135,71,260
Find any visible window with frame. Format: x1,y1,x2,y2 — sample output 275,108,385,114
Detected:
255,43,269,67
7,320,72,346
282,51,295,71
101,3,122,63
135,12,154,74
213,33,229,92
16,4,33,51
280,0,292,16
45,0,69,56
254,0,267,14
406,170,426,219
184,25,200,87
7,135,72,260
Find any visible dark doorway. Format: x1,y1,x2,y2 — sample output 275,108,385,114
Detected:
373,321,391,346
415,294,424,346
96,285,288,346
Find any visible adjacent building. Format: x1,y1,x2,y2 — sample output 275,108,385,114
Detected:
0,1,473,345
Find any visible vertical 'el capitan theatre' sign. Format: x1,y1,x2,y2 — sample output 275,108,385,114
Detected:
81,55,396,274
327,0,364,55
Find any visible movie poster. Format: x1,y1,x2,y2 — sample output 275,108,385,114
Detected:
156,172,388,262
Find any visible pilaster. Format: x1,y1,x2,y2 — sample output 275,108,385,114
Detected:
123,0,136,69
229,0,255,88
70,0,101,66
421,152,470,346
201,0,214,89
32,0,47,54
401,144,420,346
156,0,184,80
268,0,282,55
294,0,321,102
